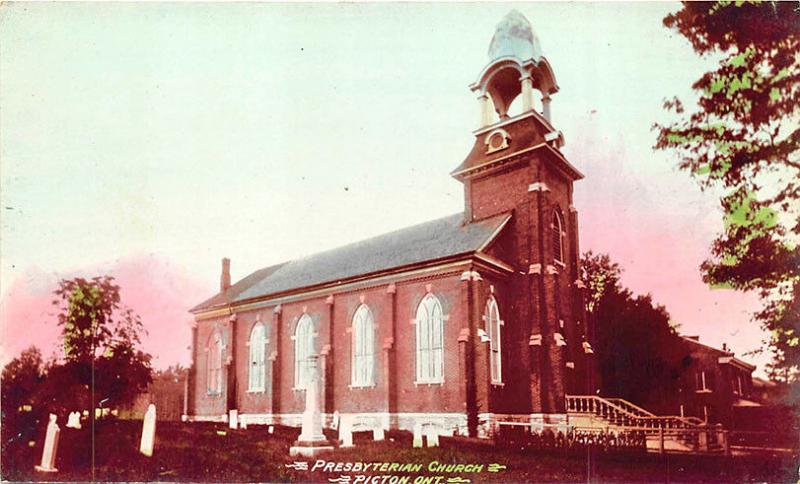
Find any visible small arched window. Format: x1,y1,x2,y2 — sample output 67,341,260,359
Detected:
294,314,315,390
552,209,565,264
207,331,223,395
248,323,267,392
351,304,375,387
485,296,503,384
415,294,444,383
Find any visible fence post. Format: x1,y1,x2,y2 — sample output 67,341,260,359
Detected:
722,430,730,456
659,427,664,454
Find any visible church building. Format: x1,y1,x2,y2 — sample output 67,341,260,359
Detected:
186,11,594,438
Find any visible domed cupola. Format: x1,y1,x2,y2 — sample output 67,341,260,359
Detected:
471,10,559,128
487,10,543,63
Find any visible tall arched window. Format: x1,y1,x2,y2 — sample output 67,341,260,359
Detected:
552,209,565,264
294,314,315,390
248,323,267,392
207,331,223,395
351,304,375,387
415,294,444,383
485,296,503,384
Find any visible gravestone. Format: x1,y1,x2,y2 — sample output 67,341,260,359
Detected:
412,423,423,448
332,410,340,430
373,425,385,441
425,426,440,447
66,412,81,429
228,409,238,430
289,355,334,456
240,417,248,430
139,404,156,457
34,414,60,473
268,425,274,434
339,417,353,448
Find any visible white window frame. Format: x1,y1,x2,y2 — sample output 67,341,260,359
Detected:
248,323,267,392
351,304,375,388
696,370,712,393
207,331,223,396
552,209,565,265
485,296,503,385
415,293,444,384
294,314,315,390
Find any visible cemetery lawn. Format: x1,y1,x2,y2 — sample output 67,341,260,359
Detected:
2,419,797,482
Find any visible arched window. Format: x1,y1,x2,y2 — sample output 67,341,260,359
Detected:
552,209,565,264
415,294,444,383
207,331,223,395
485,296,503,384
248,323,267,392
294,314,315,390
351,304,375,387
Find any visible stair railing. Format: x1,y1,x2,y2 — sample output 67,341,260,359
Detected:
566,395,704,431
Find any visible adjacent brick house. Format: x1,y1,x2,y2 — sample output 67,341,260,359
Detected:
677,336,757,427
185,11,594,437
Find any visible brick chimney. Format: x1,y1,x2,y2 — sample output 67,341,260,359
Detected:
220,258,231,292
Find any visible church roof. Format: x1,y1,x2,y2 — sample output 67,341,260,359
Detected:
190,212,511,313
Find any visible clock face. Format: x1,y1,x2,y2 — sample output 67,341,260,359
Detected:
485,129,510,154
489,133,505,149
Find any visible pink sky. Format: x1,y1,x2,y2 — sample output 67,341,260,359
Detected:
0,255,207,369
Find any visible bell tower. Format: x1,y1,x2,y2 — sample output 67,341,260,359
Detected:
476,10,558,126
453,11,594,416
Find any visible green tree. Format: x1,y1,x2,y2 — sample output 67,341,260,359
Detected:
654,1,800,381
582,252,691,412
51,276,153,413
0,346,45,440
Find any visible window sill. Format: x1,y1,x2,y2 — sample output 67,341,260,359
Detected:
207,391,222,397
349,383,376,389
414,380,444,387
491,381,505,387
695,389,713,394
554,260,566,269
292,387,307,392
246,389,266,394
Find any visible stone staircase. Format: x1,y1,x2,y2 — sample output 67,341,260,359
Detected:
566,395,728,454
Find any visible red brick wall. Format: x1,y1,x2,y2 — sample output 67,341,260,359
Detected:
191,272,474,419
192,316,229,417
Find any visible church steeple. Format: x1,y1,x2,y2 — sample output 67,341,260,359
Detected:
471,10,559,128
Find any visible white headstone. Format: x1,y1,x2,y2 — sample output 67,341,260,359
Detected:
34,414,60,473
66,412,81,429
373,425,385,441
297,358,326,442
339,417,353,448
425,426,440,447
289,355,335,456
412,423,423,448
332,410,340,430
240,417,247,430
139,404,156,457
268,425,274,434
228,409,238,430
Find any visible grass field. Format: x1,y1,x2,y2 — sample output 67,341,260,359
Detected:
2,419,797,482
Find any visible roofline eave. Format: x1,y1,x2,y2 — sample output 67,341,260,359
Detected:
191,250,515,319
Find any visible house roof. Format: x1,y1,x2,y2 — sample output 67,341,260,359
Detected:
190,212,512,314
681,335,757,372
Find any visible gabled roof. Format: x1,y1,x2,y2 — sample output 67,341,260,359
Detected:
681,335,757,372
191,212,512,314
